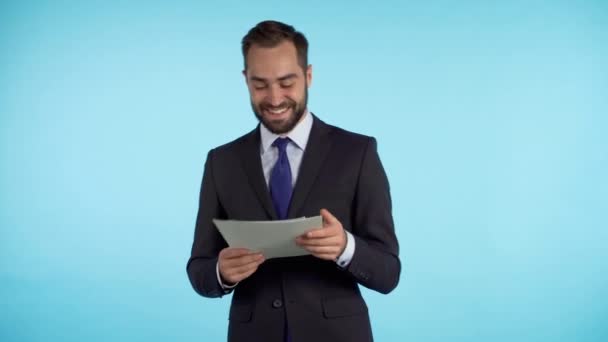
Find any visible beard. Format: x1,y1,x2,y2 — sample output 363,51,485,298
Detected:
251,87,308,135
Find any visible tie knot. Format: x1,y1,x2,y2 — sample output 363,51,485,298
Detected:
272,137,290,152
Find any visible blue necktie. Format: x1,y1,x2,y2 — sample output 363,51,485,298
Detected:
269,137,293,220
269,137,293,341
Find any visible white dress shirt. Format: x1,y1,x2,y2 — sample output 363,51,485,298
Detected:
217,111,356,289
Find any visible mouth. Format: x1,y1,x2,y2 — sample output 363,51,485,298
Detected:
263,106,291,117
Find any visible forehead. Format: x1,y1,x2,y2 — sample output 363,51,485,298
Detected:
245,41,302,79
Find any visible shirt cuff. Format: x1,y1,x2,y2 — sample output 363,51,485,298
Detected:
336,230,355,268
216,261,238,290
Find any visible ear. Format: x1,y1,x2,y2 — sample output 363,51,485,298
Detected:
306,64,313,87
242,69,248,84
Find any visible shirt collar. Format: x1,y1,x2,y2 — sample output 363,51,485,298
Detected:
260,110,313,153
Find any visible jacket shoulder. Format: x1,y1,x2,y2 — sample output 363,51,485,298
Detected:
325,122,375,147
208,128,257,157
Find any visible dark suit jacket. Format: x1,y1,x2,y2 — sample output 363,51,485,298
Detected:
187,115,400,342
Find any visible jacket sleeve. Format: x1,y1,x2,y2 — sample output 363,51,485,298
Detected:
186,149,230,298
345,137,401,294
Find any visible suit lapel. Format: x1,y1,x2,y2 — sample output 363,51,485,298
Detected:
238,127,278,220
287,115,332,218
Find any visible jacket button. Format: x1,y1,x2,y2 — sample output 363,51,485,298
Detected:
272,299,283,308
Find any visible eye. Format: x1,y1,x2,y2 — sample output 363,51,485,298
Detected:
280,81,294,88
253,83,267,90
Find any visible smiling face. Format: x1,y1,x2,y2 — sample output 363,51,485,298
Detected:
244,41,312,135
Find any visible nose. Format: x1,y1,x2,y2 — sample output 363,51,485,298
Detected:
266,85,283,106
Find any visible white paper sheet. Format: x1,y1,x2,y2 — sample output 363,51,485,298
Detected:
213,216,322,259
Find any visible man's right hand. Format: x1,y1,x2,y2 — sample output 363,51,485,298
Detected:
218,248,265,285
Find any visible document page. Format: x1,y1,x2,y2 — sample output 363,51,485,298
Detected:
213,216,322,259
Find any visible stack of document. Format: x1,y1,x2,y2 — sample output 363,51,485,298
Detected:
213,216,322,259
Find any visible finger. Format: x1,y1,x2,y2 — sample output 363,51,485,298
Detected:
231,265,260,282
219,248,262,260
296,236,340,247
320,208,338,226
222,253,264,268
301,226,344,239
224,258,263,277
302,245,341,254
303,226,339,239
220,255,264,282
220,247,254,259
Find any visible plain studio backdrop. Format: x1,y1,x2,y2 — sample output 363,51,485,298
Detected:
1,1,606,341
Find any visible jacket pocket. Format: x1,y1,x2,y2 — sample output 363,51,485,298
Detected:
322,296,368,318
229,303,253,322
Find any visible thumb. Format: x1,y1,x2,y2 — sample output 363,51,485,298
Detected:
320,208,337,226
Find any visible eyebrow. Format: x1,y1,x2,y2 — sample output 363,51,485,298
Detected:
250,73,298,83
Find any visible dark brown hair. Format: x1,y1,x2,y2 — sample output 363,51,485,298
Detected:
241,20,309,71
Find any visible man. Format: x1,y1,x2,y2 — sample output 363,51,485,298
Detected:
187,20,400,342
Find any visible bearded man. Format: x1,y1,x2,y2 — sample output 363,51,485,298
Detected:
187,20,401,342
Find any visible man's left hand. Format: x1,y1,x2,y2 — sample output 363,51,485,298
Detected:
296,208,346,261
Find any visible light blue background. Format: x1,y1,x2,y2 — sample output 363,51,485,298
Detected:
1,1,607,341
